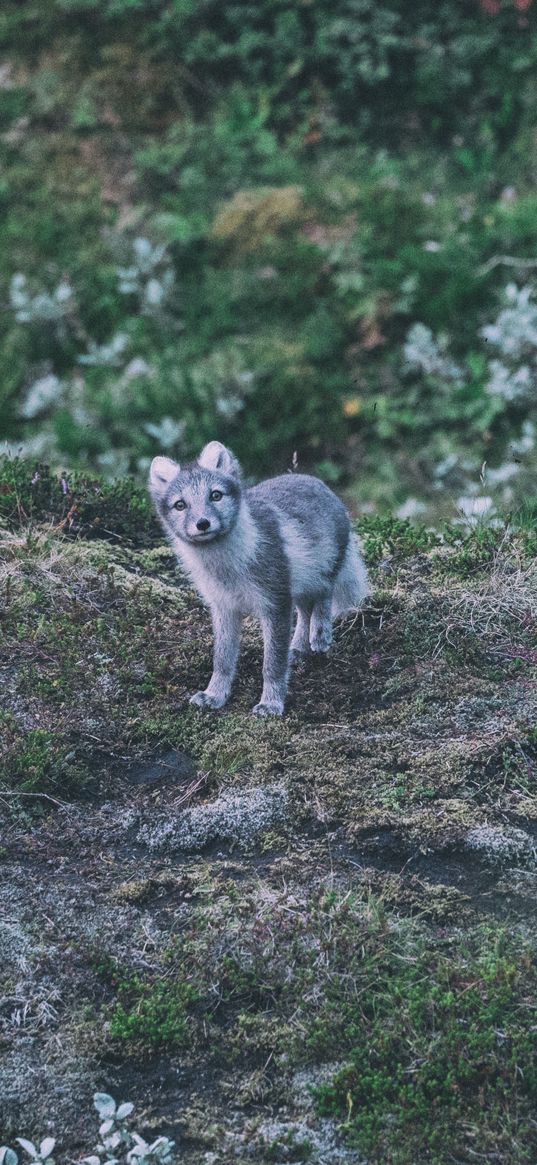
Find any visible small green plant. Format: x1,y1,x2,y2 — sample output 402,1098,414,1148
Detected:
3,729,89,798
109,973,197,1049
356,515,438,561
0,1094,175,1165
0,1141,55,1165
264,1130,313,1162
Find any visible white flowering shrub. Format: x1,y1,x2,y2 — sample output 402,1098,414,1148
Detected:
481,283,537,360
402,323,463,384
189,347,256,420
143,417,186,450
7,232,184,470
117,237,175,313
78,334,130,368
20,374,63,419
396,297,537,509
10,275,74,333
481,283,537,403
0,1094,176,1165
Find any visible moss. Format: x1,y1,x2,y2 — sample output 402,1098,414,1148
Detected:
211,186,304,251
141,878,537,1163
198,712,293,776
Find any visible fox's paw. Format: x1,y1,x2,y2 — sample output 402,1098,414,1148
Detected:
252,700,284,717
189,690,226,710
309,626,332,653
289,648,309,669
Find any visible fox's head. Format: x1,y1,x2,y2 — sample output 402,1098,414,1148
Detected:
149,441,242,546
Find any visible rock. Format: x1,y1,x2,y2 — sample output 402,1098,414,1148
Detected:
464,824,536,866
120,748,196,786
138,783,288,852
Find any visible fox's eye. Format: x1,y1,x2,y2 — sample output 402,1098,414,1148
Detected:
173,499,186,511
210,489,223,502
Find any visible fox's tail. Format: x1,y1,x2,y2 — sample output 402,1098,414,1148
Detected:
332,533,369,618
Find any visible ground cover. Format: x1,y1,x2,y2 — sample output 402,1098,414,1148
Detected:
1,465,536,1162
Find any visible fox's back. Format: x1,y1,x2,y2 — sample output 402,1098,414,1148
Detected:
247,473,350,602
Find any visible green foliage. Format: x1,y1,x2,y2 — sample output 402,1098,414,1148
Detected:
108,970,197,1049
441,515,537,574
1,0,537,508
0,458,157,542
312,935,537,1162
2,725,90,798
159,882,537,1164
356,515,439,560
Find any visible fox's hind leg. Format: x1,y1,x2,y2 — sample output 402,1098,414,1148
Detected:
309,596,333,653
289,604,312,665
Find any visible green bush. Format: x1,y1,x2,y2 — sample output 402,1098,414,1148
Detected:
109,972,198,1049
1,0,537,510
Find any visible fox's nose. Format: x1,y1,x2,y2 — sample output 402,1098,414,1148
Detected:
196,518,210,532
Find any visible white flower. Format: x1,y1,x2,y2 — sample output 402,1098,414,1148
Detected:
132,236,154,264
9,273,29,311
433,453,459,480
481,283,537,360
20,374,62,418
143,417,185,449
457,495,493,521
485,359,534,402
117,267,139,295
79,333,128,366
132,237,166,273
54,280,73,305
485,463,520,484
123,358,152,379
403,323,462,382
10,275,75,325
396,497,427,519
117,239,174,307
144,278,164,307
511,420,535,454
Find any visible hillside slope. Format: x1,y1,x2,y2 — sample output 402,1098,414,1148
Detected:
1,469,537,1163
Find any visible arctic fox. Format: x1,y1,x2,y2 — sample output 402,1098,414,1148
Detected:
150,441,369,716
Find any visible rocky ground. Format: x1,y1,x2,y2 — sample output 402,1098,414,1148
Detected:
1,487,537,1164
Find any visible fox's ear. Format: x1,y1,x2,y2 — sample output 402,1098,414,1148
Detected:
149,456,179,496
198,441,240,477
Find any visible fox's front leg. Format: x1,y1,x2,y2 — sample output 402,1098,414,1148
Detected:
253,603,292,716
190,607,242,710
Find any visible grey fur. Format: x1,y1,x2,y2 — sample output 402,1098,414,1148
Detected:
149,442,369,716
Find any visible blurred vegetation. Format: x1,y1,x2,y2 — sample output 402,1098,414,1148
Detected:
1,0,537,515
